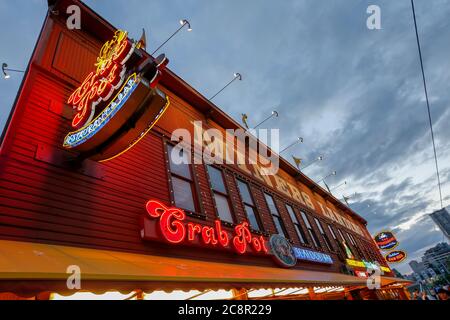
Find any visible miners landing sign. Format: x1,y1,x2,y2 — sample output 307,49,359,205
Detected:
63,29,170,162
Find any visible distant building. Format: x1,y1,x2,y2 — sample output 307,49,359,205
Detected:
409,260,426,274
392,268,404,279
430,208,450,241
409,242,450,278
422,242,450,275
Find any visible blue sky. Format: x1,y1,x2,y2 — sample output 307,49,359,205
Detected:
1,0,449,274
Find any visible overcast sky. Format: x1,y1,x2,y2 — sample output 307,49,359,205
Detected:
1,0,449,274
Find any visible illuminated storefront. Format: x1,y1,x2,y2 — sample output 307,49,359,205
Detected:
0,0,410,300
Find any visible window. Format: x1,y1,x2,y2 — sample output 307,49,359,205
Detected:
264,193,288,238
206,165,234,223
337,228,355,259
314,218,333,252
328,224,347,258
236,179,262,231
167,144,197,213
300,211,321,249
285,204,308,244
347,232,365,260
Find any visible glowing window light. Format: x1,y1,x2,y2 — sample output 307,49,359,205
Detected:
275,287,304,296
143,290,233,300
314,287,328,293
247,289,273,298
51,291,136,300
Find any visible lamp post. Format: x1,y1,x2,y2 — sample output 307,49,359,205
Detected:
151,19,192,55
254,110,279,129
315,170,336,184
209,72,242,101
280,137,303,154
2,63,24,79
330,181,347,193
300,155,324,171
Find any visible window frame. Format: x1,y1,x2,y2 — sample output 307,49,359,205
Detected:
314,217,334,252
299,210,322,249
206,164,236,225
236,178,263,232
165,141,204,218
264,192,289,239
285,203,308,245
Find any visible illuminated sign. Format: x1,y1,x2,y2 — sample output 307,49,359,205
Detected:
346,259,366,268
269,235,296,268
385,250,407,263
293,247,333,264
64,30,169,162
380,265,391,273
346,259,391,273
142,200,269,255
355,271,368,278
342,241,355,259
374,231,399,251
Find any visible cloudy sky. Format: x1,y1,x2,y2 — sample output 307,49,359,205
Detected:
1,0,449,274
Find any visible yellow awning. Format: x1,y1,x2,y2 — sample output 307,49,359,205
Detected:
0,240,403,296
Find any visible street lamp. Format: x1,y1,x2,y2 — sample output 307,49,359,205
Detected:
330,181,347,192
152,19,192,55
254,110,279,129
2,63,24,79
209,72,242,101
315,170,336,184
300,155,324,171
280,137,303,154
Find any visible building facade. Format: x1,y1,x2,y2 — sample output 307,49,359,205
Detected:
430,208,450,241
0,0,409,300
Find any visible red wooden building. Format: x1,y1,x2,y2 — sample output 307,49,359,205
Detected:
0,0,410,300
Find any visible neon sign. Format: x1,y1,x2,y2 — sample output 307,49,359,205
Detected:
68,30,133,128
374,231,399,251
143,200,269,255
64,73,138,148
63,29,170,162
385,250,407,263
293,247,333,264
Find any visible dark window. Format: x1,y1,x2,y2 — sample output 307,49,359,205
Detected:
285,204,308,244
337,228,355,259
300,211,321,249
237,179,262,231
264,193,288,238
328,224,346,257
167,144,197,212
347,232,365,260
314,218,333,251
207,165,234,223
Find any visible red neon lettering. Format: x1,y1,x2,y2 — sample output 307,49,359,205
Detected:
187,223,201,241
201,226,218,245
68,32,132,128
215,220,230,247
145,200,185,244
145,201,267,255
259,235,269,254
232,222,252,254
251,237,262,252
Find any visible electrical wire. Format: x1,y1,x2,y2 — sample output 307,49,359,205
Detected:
411,0,443,209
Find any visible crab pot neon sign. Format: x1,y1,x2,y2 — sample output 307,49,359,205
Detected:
141,200,269,255
63,30,170,162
